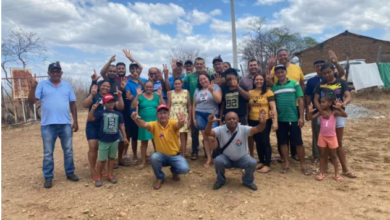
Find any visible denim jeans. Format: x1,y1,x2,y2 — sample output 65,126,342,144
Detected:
41,124,75,179
150,152,190,180
214,154,257,185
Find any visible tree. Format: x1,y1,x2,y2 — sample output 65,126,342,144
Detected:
1,28,46,82
168,47,206,64
240,18,318,71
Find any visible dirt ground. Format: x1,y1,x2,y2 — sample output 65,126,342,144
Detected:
2,92,390,220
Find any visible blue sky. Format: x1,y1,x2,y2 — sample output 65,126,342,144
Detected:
2,0,389,80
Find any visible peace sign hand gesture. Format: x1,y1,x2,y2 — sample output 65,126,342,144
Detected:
120,78,128,90
208,80,214,93
91,69,101,82
162,64,169,77
207,108,220,123
114,86,122,96
91,85,98,96
176,110,186,127
131,107,141,120
91,100,100,110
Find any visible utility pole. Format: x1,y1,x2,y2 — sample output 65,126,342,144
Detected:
230,0,238,69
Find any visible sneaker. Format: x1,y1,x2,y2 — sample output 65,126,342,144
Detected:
213,182,224,190
191,153,198,160
243,183,258,191
95,179,102,187
66,174,79,182
44,178,53,188
109,176,118,184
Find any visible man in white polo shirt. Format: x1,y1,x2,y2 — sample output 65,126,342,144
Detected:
204,109,267,191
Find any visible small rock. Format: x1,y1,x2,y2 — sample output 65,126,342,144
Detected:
199,215,204,219
118,212,126,217
83,209,89,214
22,210,27,213
85,184,89,187
67,215,72,218
182,200,187,204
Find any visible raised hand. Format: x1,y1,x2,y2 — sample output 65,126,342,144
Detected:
268,54,277,68
30,74,38,88
265,69,273,82
162,64,169,76
328,50,338,64
208,80,214,93
157,68,163,81
114,86,122,96
91,69,101,82
207,108,220,123
176,110,186,126
136,86,143,96
131,107,141,120
213,72,222,85
259,109,267,124
308,103,316,113
120,78,127,90
109,55,116,63
91,100,100,110
126,91,134,100
122,49,132,59
156,87,162,96
333,100,343,109
171,59,177,70
91,85,98,96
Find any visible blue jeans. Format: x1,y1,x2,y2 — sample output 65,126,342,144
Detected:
150,152,190,180
41,124,75,179
214,154,257,185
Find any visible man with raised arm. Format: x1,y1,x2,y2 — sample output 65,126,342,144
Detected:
131,104,190,190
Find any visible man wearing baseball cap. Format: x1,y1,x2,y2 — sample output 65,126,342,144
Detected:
168,59,186,90
184,60,194,75
211,55,226,86
271,64,310,176
131,104,190,190
28,62,79,188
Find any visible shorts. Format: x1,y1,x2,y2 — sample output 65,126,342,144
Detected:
98,140,119,161
85,122,99,140
126,116,139,140
195,111,219,131
318,134,338,149
317,116,346,128
222,115,247,125
276,121,303,146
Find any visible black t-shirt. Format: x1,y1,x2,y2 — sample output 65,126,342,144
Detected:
86,93,118,127
314,79,350,109
222,87,248,117
94,110,124,142
90,79,121,100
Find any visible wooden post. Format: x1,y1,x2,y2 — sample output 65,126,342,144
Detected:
18,79,26,122
345,56,350,83
376,46,382,64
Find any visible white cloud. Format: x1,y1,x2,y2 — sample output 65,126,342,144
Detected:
210,9,222,16
255,0,284,5
129,2,185,25
177,19,193,35
186,9,211,25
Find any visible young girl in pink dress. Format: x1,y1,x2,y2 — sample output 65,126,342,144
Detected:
308,95,347,182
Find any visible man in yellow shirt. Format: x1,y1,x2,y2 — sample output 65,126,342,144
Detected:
131,104,189,190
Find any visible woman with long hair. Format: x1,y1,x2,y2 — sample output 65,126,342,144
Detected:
193,73,222,167
248,74,277,173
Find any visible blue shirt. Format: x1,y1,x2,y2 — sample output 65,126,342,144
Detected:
35,79,76,126
124,77,147,112
169,75,187,90
94,110,124,142
305,75,324,106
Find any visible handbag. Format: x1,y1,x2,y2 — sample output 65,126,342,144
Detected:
212,131,238,159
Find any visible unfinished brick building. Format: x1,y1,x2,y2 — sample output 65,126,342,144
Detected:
295,30,390,74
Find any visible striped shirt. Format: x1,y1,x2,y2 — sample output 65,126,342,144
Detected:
271,79,303,122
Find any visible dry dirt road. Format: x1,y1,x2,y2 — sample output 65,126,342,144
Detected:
2,93,390,220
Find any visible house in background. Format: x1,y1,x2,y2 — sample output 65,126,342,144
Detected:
295,30,390,74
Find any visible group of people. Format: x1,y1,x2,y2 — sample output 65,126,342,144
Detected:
28,47,357,190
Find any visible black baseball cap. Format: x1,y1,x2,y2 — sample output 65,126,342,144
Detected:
48,62,61,71
274,64,286,71
212,55,223,64
313,59,325,65
176,60,183,66
184,60,193,65
223,68,238,77
129,62,139,69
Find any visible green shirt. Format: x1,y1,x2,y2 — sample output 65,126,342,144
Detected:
184,72,211,104
271,78,303,122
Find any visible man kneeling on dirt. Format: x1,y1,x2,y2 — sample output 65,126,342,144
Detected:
204,109,267,191
131,104,190,190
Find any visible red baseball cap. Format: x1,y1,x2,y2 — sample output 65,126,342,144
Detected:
102,94,115,104
157,104,169,112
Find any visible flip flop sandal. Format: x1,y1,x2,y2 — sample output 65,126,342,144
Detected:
302,168,312,176
137,164,146,170
256,164,265,170
108,176,118,183
333,175,344,182
258,168,272,173
277,158,284,163
279,167,290,174
342,172,357,179
315,173,326,181
131,159,138,165
94,178,102,187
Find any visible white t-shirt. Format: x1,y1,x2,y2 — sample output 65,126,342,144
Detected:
194,84,221,113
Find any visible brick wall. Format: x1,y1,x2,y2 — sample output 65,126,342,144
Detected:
296,32,390,74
